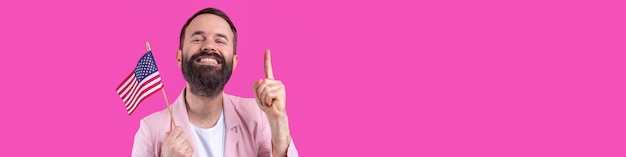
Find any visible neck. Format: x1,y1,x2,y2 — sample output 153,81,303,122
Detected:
185,87,224,128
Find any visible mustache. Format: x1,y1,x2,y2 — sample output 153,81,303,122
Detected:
190,51,226,64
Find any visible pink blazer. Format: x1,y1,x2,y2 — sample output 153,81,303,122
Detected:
131,91,298,157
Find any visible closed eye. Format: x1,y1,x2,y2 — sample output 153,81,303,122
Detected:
190,31,206,43
191,36,205,43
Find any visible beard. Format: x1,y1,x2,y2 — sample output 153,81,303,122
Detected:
181,51,233,98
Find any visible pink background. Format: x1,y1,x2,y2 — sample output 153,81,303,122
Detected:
0,0,624,156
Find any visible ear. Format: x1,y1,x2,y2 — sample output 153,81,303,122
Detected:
176,50,182,68
233,54,239,70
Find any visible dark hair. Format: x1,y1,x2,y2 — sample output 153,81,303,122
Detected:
179,8,238,54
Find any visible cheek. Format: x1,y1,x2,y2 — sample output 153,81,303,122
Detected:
185,45,201,53
217,47,234,57
218,46,233,53
182,52,194,63
226,53,236,62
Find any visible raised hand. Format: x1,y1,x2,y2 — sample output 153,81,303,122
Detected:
253,49,287,118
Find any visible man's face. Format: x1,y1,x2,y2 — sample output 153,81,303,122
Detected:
178,14,238,97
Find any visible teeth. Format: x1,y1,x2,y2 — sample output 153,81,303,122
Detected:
199,58,218,64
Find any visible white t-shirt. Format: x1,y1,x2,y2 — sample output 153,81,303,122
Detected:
191,111,226,157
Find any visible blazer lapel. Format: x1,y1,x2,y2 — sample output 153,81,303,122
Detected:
222,94,241,157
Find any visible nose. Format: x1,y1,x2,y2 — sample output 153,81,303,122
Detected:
201,42,216,52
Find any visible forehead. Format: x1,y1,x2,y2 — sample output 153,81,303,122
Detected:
186,14,234,39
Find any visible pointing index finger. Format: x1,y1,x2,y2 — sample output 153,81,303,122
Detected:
265,49,274,80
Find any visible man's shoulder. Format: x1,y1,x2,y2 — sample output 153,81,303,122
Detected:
140,108,172,126
224,94,265,120
225,94,259,111
225,94,256,106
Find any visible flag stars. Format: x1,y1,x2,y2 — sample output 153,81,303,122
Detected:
134,52,160,82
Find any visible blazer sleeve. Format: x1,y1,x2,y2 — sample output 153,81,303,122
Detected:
257,112,299,157
286,139,299,157
132,119,157,157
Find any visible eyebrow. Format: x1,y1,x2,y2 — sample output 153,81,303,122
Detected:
216,33,229,42
190,31,205,37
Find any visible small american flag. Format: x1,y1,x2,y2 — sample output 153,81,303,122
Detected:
116,51,163,115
